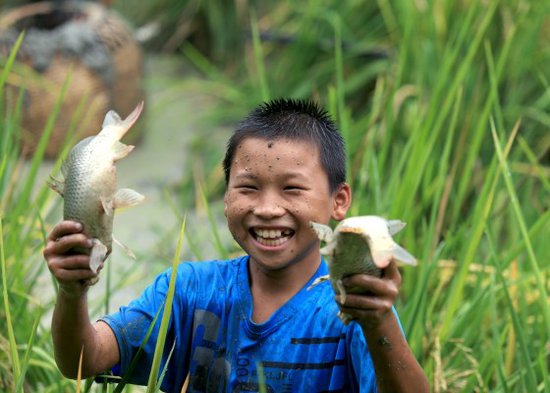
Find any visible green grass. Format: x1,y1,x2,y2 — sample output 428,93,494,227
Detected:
1,0,549,391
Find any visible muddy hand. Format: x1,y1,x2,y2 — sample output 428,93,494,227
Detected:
43,220,105,297
335,257,402,328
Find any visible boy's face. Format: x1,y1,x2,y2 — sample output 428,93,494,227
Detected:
224,137,350,273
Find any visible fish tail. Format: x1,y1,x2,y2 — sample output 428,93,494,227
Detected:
101,101,144,140
120,101,144,131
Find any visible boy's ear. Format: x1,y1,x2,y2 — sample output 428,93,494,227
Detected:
223,193,228,217
331,183,351,221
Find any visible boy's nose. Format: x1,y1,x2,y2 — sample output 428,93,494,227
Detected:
253,194,285,218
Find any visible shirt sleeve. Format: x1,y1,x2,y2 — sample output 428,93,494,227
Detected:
99,262,197,387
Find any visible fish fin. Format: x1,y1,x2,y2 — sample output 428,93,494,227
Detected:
100,196,114,216
307,274,330,290
89,239,108,274
319,243,336,257
113,236,136,259
60,159,70,177
372,245,417,267
334,279,353,325
335,279,347,304
101,101,144,140
47,175,64,197
309,221,333,242
338,311,353,325
112,141,135,161
114,188,145,209
103,110,122,128
391,245,417,266
120,101,144,129
387,219,406,235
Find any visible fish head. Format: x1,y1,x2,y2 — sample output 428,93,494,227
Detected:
336,215,417,268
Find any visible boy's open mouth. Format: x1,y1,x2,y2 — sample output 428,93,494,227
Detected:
251,228,294,247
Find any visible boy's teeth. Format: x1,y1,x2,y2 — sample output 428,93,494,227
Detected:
258,237,287,247
256,229,279,238
254,228,292,247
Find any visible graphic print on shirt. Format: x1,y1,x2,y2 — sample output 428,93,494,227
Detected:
188,307,348,392
189,309,230,392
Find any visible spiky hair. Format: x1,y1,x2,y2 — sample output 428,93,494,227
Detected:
223,98,346,192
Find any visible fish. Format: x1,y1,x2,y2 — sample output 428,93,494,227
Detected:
48,102,145,277
309,215,417,324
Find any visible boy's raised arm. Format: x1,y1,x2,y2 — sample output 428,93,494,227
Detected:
337,260,430,392
44,220,120,378
361,310,429,392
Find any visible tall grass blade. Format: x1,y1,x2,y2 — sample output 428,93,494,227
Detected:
153,341,176,392
404,86,462,341
490,120,550,335
249,11,270,101
199,184,228,259
112,303,165,392
0,215,21,388
0,32,24,88
13,65,73,220
14,309,42,392
488,231,539,390
516,136,550,191
146,217,186,392
76,346,84,393
440,119,519,340
256,362,267,393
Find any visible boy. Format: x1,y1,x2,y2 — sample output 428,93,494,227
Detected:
44,98,429,392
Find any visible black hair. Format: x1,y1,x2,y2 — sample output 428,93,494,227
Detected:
223,98,346,192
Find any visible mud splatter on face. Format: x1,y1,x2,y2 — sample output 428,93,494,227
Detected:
225,137,339,273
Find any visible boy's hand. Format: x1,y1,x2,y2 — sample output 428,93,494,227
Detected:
338,258,430,392
43,220,102,298
335,257,401,329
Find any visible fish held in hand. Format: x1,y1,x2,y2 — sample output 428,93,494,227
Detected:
48,102,145,277
309,216,417,324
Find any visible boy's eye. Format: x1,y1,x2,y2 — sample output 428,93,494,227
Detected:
237,184,257,190
284,185,304,191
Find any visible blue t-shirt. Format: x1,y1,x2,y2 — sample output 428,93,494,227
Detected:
101,256,385,392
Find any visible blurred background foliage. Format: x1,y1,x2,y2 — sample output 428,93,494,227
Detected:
1,0,549,391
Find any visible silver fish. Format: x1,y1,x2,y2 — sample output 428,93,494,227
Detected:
48,102,145,275
309,215,417,324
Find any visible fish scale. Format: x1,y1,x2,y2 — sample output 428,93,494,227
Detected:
332,230,382,278
64,137,115,251
48,102,145,279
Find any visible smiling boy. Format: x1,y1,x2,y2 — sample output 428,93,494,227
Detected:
44,98,429,392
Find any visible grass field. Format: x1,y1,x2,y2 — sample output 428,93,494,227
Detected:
1,1,549,391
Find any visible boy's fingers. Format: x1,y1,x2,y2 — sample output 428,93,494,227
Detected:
55,268,99,284
336,293,393,313
342,274,385,294
45,233,92,256
47,220,83,241
48,255,92,272
342,273,400,299
382,259,401,283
